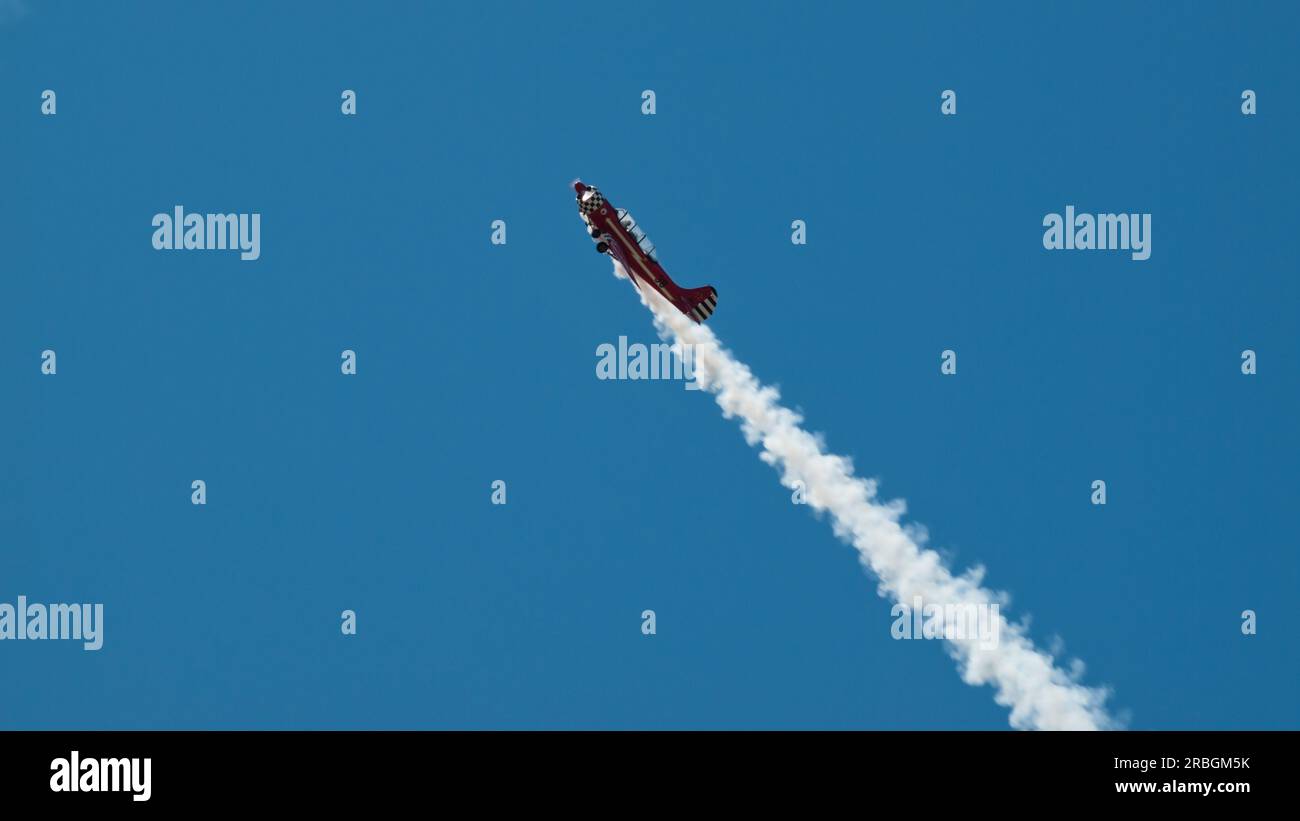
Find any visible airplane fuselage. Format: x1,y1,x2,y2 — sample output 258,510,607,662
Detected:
574,180,718,323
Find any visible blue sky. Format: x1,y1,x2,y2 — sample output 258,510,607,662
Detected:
1,2,1296,729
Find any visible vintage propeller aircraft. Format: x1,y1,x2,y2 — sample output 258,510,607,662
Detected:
573,180,718,322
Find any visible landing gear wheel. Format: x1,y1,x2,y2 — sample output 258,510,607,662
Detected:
595,242,609,253
590,227,601,238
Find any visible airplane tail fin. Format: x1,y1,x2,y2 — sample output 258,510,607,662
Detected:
681,285,718,323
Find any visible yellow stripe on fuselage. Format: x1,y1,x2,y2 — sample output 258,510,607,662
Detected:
614,226,675,303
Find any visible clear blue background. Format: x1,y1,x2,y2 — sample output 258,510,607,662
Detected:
1,1,1296,729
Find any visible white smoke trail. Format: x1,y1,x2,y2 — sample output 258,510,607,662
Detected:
623,264,1116,730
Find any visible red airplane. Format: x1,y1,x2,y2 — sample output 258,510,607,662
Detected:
573,180,718,322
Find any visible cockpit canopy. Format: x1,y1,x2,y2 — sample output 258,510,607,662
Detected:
616,208,659,262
